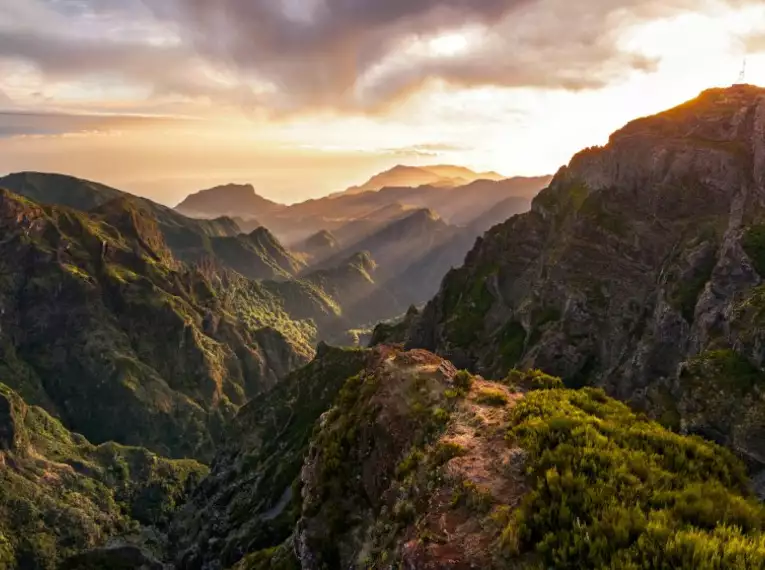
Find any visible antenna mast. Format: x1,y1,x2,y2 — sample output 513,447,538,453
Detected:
738,57,747,84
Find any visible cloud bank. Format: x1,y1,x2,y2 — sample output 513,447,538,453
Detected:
0,0,760,123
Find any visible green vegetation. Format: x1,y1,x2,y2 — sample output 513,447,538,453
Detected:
499,387,765,568
0,383,206,570
743,224,765,277
681,350,764,394
442,266,498,346
453,370,475,393
303,354,462,568
168,346,371,569
475,387,510,406
578,193,630,238
232,543,300,570
0,188,313,461
505,368,564,391
670,250,717,323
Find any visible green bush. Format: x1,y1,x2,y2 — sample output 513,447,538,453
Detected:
506,369,564,391
499,387,765,568
475,388,510,407
453,370,474,393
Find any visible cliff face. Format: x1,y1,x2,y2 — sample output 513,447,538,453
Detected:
0,189,310,461
408,85,765,473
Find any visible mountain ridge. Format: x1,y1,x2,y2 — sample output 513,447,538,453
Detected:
403,83,765,476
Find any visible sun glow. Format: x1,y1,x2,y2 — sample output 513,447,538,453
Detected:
428,33,470,57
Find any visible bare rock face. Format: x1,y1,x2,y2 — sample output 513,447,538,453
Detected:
408,85,765,472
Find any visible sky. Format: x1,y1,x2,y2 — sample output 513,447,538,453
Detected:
1,1,765,205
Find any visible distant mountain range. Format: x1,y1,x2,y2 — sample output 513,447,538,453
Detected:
0,164,549,352
164,165,550,333
337,164,505,196
169,165,551,245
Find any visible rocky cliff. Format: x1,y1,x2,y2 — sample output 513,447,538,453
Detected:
406,84,765,476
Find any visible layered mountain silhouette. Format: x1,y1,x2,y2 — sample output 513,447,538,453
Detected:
173,166,550,245
338,164,505,196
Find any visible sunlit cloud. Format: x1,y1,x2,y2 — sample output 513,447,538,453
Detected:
1,0,765,205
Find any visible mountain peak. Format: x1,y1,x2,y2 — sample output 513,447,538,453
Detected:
339,163,506,197
176,183,283,218
609,83,765,145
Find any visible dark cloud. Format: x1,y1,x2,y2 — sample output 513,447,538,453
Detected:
0,0,759,117
146,0,747,111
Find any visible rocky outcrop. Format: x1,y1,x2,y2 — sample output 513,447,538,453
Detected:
408,84,765,473
265,348,764,569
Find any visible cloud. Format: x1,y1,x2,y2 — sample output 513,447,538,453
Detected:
0,0,759,118
0,110,187,138
147,0,749,112
382,142,468,157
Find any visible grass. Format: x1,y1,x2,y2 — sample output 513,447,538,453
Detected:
505,369,564,392
681,350,764,394
495,322,527,372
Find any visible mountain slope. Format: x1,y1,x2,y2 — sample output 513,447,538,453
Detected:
169,345,373,569
175,183,284,219
0,171,124,210
406,84,765,474
0,188,311,461
319,209,456,280
0,172,244,263
210,227,306,281
0,383,207,570
297,230,339,263
170,347,765,569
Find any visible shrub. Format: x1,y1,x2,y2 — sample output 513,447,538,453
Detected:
505,369,563,391
453,370,474,393
499,387,765,568
475,388,510,407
